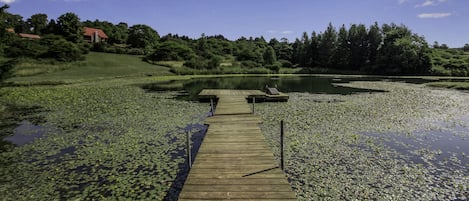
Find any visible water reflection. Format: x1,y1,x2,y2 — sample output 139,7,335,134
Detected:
141,76,395,100
4,120,51,146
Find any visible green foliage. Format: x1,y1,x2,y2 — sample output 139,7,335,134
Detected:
27,13,48,35
0,59,17,81
263,46,277,65
429,48,469,76
127,24,159,51
278,59,293,68
57,12,83,43
6,39,47,58
46,38,82,62
146,41,195,61
463,44,469,52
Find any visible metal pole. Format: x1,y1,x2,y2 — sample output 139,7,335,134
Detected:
252,97,255,114
280,120,284,170
210,98,214,116
186,131,192,169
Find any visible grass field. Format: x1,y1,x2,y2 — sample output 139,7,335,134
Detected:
6,52,173,84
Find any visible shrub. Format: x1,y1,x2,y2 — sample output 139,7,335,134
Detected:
240,60,260,68
46,39,82,62
265,62,281,73
278,59,293,68
6,39,47,58
184,58,207,69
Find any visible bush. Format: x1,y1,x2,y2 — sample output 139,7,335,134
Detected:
278,59,293,68
207,55,222,69
0,59,17,81
46,39,82,62
6,39,47,58
240,60,260,68
184,58,207,69
265,62,281,73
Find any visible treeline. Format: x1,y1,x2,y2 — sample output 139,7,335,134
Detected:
2,4,469,77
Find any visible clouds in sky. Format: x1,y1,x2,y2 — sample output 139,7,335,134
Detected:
267,30,294,35
399,0,453,19
0,0,17,3
415,0,449,7
417,12,452,18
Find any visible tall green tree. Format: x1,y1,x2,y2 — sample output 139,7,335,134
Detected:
263,46,277,65
27,13,48,35
377,24,431,74
57,12,83,43
318,23,337,67
127,24,159,50
367,22,382,66
349,24,368,69
278,38,293,61
333,25,350,69
309,32,321,67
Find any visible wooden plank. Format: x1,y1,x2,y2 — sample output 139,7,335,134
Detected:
179,90,296,200
179,192,297,199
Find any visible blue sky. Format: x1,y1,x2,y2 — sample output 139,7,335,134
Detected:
3,0,468,47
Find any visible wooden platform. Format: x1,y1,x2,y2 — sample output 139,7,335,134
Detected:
198,89,289,103
178,90,296,200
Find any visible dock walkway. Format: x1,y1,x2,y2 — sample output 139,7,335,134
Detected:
179,89,296,200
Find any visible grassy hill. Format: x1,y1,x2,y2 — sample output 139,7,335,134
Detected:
6,52,173,84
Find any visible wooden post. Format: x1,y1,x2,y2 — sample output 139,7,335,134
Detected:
186,131,192,169
280,120,284,170
252,97,255,114
210,98,214,116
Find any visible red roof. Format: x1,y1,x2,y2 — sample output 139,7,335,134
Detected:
84,27,108,39
19,33,41,39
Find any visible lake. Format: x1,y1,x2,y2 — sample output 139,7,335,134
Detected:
2,75,468,200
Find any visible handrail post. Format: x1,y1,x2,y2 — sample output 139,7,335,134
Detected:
252,97,255,114
280,120,285,170
186,131,192,169
210,98,214,116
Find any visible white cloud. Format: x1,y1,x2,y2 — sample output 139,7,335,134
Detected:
415,0,450,7
418,12,452,18
0,0,17,3
267,30,294,35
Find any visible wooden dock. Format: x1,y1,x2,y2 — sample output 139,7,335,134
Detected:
179,90,296,201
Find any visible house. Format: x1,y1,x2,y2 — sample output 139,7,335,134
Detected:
19,33,41,40
83,27,108,43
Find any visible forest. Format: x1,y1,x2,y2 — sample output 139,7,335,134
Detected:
1,4,469,79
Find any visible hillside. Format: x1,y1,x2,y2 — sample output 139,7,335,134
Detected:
6,52,173,84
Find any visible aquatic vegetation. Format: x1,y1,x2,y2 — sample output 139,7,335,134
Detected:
257,81,469,200
0,83,208,200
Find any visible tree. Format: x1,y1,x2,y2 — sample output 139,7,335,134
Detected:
27,13,48,35
349,24,368,69
463,44,469,52
127,24,159,50
146,40,195,61
263,46,277,65
46,38,82,62
45,19,59,34
333,24,350,69
57,12,83,43
367,22,382,66
318,23,337,67
377,24,431,74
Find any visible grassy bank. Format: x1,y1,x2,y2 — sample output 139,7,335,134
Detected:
5,52,173,85
426,81,469,90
